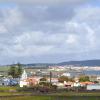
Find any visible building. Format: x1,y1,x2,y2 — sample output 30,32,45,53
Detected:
87,84,100,90
19,70,29,87
19,70,41,87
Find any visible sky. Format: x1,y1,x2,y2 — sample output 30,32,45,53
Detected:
0,0,100,64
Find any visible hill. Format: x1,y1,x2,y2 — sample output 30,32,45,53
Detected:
58,59,100,66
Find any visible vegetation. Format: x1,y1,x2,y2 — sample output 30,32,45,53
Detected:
68,78,75,82
0,86,17,92
58,76,69,83
8,63,22,78
79,75,90,82
40,77,47,82
6,96,100,100
0,94,100,100
0,86,99,100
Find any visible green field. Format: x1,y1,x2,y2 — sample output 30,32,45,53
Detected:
0,91,99,100
0,86,100,100
0,96,99,100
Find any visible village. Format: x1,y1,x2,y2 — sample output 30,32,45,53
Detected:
0,64,100,92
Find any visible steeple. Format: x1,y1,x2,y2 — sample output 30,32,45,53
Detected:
20,70,27,80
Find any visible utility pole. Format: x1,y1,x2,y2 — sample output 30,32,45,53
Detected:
50,71,52,87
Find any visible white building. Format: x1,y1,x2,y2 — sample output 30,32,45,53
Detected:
19,70,29,87
62,73,71,77
87,84,100,90
73,82,81,87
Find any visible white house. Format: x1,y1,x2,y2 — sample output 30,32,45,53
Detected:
73,82,81,87
87,84,100,90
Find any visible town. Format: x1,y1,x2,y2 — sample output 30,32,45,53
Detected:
0,63,100,93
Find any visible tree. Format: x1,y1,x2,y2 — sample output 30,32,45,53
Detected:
68,78,75,82
39,77,50,86
79,75,90,82
8,63,22,78
58,76,69,83
17,63,22,77
8,66,17,78
40,77,47,82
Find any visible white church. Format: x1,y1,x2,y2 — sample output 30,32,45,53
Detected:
19,70,29,87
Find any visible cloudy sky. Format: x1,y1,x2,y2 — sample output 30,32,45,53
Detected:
0,0,100,64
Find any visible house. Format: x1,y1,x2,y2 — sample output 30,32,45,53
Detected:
87,84,100,90
73,82,81,87
64,81,74,87
27,77,41,86
80,81,94,86
2,78,18,86
97,76,100,83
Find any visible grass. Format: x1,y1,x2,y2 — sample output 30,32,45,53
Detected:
1,96,100,100
0,91,99,100
0,66,9,71
50,92,100,96
0,86,100,100
0,86,16,90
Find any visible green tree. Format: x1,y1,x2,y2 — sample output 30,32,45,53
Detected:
8,66,17,78
8,63,22,78
58,76,69,83
17,63,22,77
79,75,90,82
68,78,75,82
40,77,47,82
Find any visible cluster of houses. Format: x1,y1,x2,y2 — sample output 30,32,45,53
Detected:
19,70,100,91
0,68,100,91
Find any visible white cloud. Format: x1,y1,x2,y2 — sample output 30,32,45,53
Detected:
0,2,100,64
66,34,78,44
0,0,90,5
3,7,23,29
0,24,7,33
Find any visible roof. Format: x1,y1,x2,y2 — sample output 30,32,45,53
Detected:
80,81,94,85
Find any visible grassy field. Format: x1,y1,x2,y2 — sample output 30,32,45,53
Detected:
0,96,99,100
0,92,99,100
0,66,9,71
0,86,100,100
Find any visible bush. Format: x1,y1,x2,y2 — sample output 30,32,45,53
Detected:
39,82,52,87
52,85,57,90
16,86,34,92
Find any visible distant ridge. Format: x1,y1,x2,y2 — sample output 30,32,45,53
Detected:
58,59,100,66
22,59,100,67
2,59,100,67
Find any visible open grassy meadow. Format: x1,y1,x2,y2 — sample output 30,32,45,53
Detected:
0,96,99,100
0,86,100,100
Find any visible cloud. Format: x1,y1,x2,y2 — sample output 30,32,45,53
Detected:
0,1,100,64
0,0,90,5
0,24,7,33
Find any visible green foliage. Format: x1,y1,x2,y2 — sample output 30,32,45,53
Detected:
8,66,17,78
39,82,52,87
16,86,35,92
79,75,90,82
58,76,69,83
17,63,22,77
0,86,17,92
68,78,75,82
8,63,22,78
40,77,47,82
6,95,100,100
39,77,49,86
